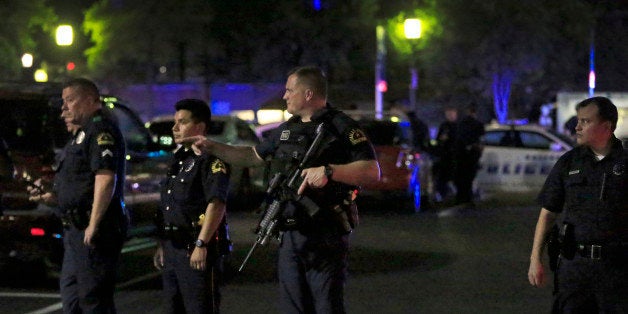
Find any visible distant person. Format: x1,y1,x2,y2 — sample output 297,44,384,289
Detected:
28,78,128,313
563,115,578,139
453,103,485,207
391,103,430,151
153,99,230,313
179,66,380,313
528,96,627,312
433,107,458,201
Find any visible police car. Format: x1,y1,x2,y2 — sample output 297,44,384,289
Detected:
0,83,169,276
476,123,575,196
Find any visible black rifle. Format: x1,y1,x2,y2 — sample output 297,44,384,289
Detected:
238,122,330,272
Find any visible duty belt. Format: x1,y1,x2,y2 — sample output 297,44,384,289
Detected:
576,243,627,260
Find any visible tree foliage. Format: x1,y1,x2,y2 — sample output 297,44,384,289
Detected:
0,0,58,79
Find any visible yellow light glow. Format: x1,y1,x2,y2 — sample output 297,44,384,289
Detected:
257,109,286,125
404,19,421,39
232,110,256,121
34,69,48,82
56,25,73,46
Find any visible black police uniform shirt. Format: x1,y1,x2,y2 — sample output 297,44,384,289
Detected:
254,106,377,229
160,147,229,230
53,109,125,216
538,137,628,244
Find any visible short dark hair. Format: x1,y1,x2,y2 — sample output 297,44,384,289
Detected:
287,66,328,99
576,96,618,131
175,99,211,133
63,78,100,102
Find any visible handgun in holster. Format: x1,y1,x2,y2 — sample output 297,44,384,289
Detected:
331,189,359,234
558,222,576,260
546,224,560,272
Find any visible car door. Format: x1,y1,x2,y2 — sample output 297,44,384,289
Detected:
477,128,567,194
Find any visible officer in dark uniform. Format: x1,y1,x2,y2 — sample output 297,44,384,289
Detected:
180,66,380,313
153,99,230,314
453,103,485,206
528,96,627,313
30,78,128,313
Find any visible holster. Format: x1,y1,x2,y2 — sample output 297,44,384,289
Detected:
62,208,90,230
331,199,359,235
558,222,576,260
547,225,560,271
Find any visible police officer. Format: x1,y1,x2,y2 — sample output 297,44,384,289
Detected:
180,66,380,313
528,96,627,312
30,78,128,313
153,99,230,314
453,103,484,207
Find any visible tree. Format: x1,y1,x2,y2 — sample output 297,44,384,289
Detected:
418,0,594,121
83,0,214,86
0,0,58,79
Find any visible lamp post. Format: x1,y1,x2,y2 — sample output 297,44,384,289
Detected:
404,18,421,112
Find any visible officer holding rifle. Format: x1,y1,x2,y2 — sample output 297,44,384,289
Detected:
180,66,380,313
528,96,627,313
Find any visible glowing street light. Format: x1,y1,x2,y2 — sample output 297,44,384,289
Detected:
34,69,48,82
55,25,73,46
404,19,422,39
21,53,33,68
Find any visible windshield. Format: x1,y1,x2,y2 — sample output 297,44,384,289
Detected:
546,128,576,147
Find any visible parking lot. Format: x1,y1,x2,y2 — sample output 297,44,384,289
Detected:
0,193,554,314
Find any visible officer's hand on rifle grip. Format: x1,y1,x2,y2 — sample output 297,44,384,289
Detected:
298,166,329,195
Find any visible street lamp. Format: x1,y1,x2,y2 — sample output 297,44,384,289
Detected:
55,25,73,46
21,53,33,68
34,69,48,82
404,18,421,112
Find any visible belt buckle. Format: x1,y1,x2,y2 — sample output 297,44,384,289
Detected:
590,245,602,260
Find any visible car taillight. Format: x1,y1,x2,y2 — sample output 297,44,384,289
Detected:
30,227,46,236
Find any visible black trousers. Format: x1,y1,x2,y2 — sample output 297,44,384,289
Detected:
454,153,480,204
552,254,628,313
161,240,220,314
60,227,123,314
278,230,349,314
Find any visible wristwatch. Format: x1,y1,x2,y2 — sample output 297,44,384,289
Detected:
194,239,207,248
324,165,333,180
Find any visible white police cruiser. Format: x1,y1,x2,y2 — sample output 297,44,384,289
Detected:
476,123,575,195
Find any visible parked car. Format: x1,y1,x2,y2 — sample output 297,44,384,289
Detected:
476,123,575,196
146,115,265,209
0,83,169,276
343,111,432,211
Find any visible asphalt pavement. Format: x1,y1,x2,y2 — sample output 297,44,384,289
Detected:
1,193,554,314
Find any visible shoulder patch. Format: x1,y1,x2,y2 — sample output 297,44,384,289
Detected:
96,132,115,146
348,128,368,145
211,159,227,174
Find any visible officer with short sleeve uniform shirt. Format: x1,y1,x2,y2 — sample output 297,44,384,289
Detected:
54,109,127,313
255,105,377,313
159,147,229,313
154,99,230,314
529,96,627,313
